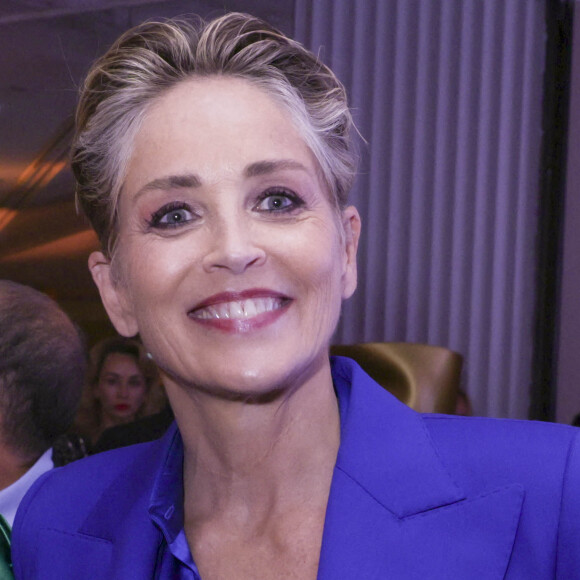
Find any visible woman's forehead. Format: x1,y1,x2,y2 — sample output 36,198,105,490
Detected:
122,76,319,197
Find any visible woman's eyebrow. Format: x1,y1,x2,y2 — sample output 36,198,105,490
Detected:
244,159,309,177
134,173,202,198
133,161,308,199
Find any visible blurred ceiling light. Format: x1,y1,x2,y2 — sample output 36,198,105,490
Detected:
16,159,67,190
0,207,17,231
0,159,67,195
0,229,98,262
0,161,29,185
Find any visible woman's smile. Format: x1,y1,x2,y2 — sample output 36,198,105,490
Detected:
188,289,292,333
93,76,359,397
192,297,283,320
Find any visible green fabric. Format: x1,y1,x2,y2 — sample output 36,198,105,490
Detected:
0,514,13,580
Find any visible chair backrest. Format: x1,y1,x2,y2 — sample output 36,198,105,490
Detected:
330,342,464,414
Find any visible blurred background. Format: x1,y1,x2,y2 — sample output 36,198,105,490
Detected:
1,0,579,423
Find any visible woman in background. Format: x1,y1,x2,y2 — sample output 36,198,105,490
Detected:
11,12,580,579
73,336,165,447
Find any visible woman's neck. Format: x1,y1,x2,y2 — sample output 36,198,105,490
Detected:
166,360,340,518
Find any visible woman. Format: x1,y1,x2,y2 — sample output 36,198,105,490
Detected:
12,12,580,579
73,337,165,447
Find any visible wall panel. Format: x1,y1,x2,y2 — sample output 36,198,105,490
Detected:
295,0,546,418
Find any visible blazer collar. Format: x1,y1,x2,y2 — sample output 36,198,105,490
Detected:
332,356,464,517
73,358,523,578
319,357,523,579
79,357,460,531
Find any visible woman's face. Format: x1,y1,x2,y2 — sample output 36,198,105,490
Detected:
94,352,147,427
90,77,360,399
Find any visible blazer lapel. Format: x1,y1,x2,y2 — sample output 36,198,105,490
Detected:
76,439,169,579
31,440,165,580
318,358,524,579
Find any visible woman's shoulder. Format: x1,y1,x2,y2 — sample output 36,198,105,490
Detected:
14,439,161,535
421,413,580,492
422,412,578,453
12,439,168,579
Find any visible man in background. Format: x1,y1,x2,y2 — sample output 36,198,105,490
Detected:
0,280,86,527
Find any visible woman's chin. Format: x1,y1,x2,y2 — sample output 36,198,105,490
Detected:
180,354,329,404
191,370,291,403
108,412,136,426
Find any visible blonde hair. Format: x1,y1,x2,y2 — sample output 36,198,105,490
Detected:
72,12,357,257
73,336,165,443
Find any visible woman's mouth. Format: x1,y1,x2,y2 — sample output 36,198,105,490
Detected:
192,297,285,320
188,291,291,332
115,404,130,412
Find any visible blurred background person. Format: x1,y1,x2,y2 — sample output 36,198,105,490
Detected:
0,280,86,527
91,402,174,454
72,336,166,449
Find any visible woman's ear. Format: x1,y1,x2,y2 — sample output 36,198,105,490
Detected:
340,205,361,300
88,251,139,337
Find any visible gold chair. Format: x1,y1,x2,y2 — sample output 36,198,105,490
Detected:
330,342,464,414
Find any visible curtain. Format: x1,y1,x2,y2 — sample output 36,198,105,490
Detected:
295,0,546,418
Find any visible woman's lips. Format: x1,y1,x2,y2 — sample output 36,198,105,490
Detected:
115,404,130,412
188,290,291,332
193,296,284,320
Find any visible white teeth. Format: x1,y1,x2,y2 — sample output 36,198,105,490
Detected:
244,299,258,318
193,297,283,320
230,302,244,319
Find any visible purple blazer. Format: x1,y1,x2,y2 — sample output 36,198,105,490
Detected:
12,357,580,578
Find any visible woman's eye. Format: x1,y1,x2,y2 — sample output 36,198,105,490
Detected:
255,191,304,213
148,203,195,229
160,209,191,225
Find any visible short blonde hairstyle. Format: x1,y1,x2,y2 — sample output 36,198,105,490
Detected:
72,12,357,257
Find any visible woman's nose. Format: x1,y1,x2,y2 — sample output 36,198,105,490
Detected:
202,213,266,274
